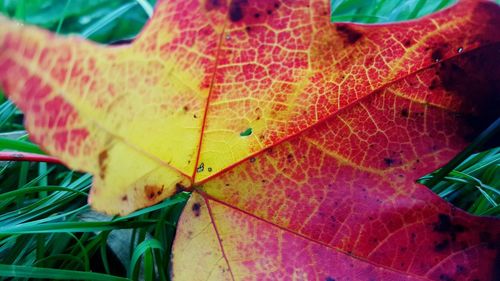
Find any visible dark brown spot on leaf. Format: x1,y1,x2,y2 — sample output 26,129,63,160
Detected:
434,239,450,252
439,274,455,281
431,48,444,62
192,202,201,217
400,108,409,117
121,195,128,201
229,0,247,22
383,158,394,166
144,185,164,200
336,24,363,44
433,213,468,242
455,265,466,274
434,214,452,232
175,182,186,193
205,0,225,10
98,150,108,179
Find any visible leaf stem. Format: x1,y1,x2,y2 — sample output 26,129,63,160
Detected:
0,152,62,164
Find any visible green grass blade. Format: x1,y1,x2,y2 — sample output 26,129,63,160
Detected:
135,0,153,17
0,186,87,201
425,118,500,187
129,239,164,279
0,264,130,281
55,0,71,34
0,220,157,235
81,2,137,38
116,194,188,221
331,0,458,23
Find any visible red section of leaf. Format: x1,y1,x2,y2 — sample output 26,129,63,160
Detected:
197,58,500,277
173,1,500,280
174,193,497,280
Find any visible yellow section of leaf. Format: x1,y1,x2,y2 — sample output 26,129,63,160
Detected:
171,193,232,281
89,142,190,215
0,13,216,214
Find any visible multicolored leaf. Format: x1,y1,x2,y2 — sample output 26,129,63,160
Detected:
0,0,499,280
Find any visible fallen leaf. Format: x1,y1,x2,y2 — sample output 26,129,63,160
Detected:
0,0,499,280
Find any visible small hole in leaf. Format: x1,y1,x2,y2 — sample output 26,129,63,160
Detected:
197,163,204,172
240,127,253,137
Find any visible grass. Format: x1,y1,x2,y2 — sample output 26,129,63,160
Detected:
331,0,456,23
0,2,189,280
330,0,500,23
0,0,499,280
419,118,500,216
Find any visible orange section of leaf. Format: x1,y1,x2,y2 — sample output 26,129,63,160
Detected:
178,9,499,280
194,0,500,181
193,44,499,280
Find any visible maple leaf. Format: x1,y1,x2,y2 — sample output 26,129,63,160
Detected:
0,0,499,280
